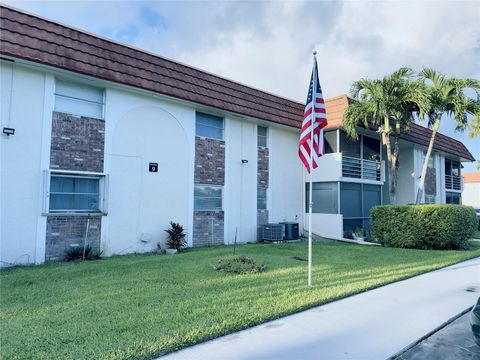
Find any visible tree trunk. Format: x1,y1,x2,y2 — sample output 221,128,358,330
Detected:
382,116,397,204
390,135,400,204
415,119,440,204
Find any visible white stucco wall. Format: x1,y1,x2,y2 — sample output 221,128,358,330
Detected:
102,88,196,255
269,126,304,227
224,117,258,244
311,153,342,182
310,213,343,238
463,183,480,207
1,60,308,264
1,62,49,266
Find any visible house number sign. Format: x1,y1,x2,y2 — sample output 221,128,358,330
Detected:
149,163,158,172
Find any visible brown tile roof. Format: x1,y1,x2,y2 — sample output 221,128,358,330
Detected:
325,95,349,130
0,4,475,162
400,123,474,161
323,97,475,161
463,172,480,183
0,5,304,128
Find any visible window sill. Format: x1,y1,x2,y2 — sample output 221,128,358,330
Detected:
195,135,225,142
43,212,107,217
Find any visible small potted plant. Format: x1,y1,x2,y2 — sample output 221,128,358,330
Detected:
165,221,187,253
352,227,366,241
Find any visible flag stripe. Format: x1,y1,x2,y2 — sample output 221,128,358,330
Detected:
298,57,328,173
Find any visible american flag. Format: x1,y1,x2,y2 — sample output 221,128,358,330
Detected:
298,56,327,173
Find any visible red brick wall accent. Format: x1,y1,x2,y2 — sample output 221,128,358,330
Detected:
45,216,101,262
193,137,225,246
50,111,105,172
192,211,224,247
194,137,225,185
257,147,269,189
257,147,269,240
257,209,269,241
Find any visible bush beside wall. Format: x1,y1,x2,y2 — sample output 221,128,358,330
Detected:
371,204,477,250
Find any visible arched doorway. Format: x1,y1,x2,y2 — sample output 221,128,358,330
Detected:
106,106,190,255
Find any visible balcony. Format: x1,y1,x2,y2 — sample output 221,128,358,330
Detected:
445,174,461,191
342,156,382,181
310,153,384,183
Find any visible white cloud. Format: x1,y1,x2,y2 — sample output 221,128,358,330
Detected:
171,1,480,102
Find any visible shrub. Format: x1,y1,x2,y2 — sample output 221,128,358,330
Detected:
165,222,187,251
371,204,477,250
65,245,101,261
212,256,266,274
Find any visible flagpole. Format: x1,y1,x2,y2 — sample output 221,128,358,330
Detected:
308,51,317,287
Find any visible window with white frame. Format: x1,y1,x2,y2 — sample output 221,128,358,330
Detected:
194,185,222,210
55,79,104,119
257,188,267,210
47,173,107,213
195,112,224,140
258,126,267,148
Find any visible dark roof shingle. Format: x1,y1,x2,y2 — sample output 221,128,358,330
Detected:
0,5,304,128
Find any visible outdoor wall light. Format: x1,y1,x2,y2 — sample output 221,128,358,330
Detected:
2,127,15,136
241,159,248,164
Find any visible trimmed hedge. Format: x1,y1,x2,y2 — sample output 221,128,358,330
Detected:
371,204,477,250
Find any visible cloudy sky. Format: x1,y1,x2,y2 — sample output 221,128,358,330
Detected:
5,0,480,169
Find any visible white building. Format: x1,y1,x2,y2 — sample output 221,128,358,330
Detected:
0,5,475,266
307,96,475,238
462,172,480,208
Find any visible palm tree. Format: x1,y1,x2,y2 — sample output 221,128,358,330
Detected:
343,67,427,204
415,69,480,205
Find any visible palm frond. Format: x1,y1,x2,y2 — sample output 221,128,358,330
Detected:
344,67,423,139
419,67,446,90
468,110,480,138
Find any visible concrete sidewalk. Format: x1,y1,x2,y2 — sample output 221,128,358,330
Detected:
161,257,480,360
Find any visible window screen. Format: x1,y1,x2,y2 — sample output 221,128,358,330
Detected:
445,159,461,177
258,126,267,147
340,183,382,237
343,219,363,234
305,182,338,214
196,112,224,140
324,130,337,154
55,79,104,119
445,159,451,175
363,136,380,161
451,161,460,177
340,131,361,158
340,182,362,218
257,188,267,210
50,176,100,212
362,184,381,219
194,185,222,210
446,192,461,204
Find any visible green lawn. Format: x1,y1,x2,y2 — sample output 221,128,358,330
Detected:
473,230,480,239
2,241,480,360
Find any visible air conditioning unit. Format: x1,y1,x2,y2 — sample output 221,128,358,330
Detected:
262,224,284,241
280,222,299,240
